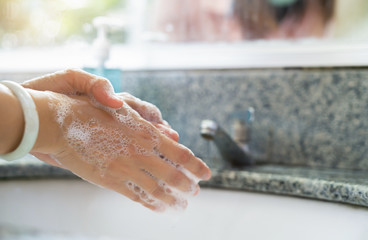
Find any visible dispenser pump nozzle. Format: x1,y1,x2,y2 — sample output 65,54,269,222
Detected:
92,17,112,67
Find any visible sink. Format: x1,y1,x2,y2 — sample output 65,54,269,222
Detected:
1,179,368,240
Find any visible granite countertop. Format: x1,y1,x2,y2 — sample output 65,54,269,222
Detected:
1,155,367,208
202,166,368,208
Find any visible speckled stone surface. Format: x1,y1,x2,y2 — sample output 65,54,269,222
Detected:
202,167,368,208
120,69,368,171
1,68,368,208
0,156,75,179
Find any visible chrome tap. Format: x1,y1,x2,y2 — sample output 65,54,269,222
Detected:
200,108,255,167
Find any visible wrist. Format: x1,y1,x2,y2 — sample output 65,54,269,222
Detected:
27,89,63,155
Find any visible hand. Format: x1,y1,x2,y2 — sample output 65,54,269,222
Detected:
30,90,211,212
23,70,179,167
22,69,178,141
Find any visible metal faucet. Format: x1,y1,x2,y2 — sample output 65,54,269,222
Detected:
200,108,255,167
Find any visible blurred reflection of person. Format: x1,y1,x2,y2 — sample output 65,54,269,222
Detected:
235,0,335,39
152,0,335,41
152,0,242,42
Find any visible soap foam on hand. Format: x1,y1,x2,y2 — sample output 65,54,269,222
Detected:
116,92,164,124
47,93,201,213
98,98,198,212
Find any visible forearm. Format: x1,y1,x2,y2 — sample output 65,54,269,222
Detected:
0,84,25,154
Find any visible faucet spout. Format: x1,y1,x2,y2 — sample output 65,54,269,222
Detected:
200,120,254,167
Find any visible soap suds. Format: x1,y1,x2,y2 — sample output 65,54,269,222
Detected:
126,180,164,211
66,118,131,173
48,94,198,212
134,100,163,124
140,169,188,211
47,92,73,126
117,93,163,124
154,148,199,195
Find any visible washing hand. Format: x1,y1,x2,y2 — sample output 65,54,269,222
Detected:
28,89,210,211
22,69,179,167
18,69,211,211
22,69,178,140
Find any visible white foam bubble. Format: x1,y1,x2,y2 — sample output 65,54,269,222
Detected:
153,149,199,195
48,93,199,212
126,180,163,210
125,179,189,213
135,99,163,124
48,94,155,174
62,116,134,175
47,93,73,127
157,179,188,211
140,169,189,212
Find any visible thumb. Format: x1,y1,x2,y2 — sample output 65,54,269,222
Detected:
90,78,123,109
22,69,123,109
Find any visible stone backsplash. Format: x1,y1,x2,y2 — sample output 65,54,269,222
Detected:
121,68,368,171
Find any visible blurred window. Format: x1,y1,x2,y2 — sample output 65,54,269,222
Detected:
0,0,127,49
1,0,368,71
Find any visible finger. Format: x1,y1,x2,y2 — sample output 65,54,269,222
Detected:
128,169,188,208
51,151,166,212
154,123,179,142
117,92,163,124
106,179,165,212
131,154,197,194
90,78,123,108
22,69,123,109
162,120,171,127
62,69,123,109
105,147,195,195
158,139,212,181
102,167,185,211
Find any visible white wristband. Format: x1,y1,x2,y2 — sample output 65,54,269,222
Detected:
0,81,39,161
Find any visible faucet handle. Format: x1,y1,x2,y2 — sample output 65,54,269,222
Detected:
230,107,255,124
232,119,248,144
247,107,255,123
231,107,255,144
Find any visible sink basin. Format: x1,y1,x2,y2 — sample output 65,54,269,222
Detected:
0,179,368,240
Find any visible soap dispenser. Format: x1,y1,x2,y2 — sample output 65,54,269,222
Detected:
92,16,111,70
83,16,124,93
